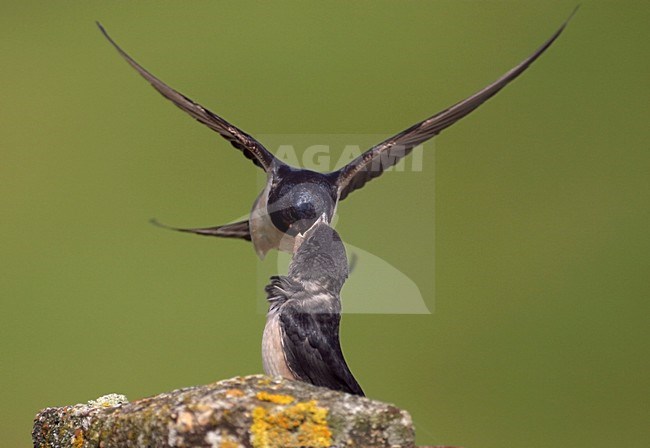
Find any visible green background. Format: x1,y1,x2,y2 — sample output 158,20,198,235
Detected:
1,1,648,447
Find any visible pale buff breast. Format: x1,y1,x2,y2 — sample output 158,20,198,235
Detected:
249,174,296,259
262,311,296,380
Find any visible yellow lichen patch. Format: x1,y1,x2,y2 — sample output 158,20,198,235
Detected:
250,400,332,448
256,391,295,405
72,428,84,448
220,441,242,448
225,389,245,398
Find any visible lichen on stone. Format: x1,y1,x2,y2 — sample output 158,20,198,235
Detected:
225,389,245,398
71,428,84,448
32,375,415,448
255,391,295,405
87,393,128,407
250,399,332,448
204,429,244,448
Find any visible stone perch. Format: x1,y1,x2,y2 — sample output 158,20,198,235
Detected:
32,374,416,448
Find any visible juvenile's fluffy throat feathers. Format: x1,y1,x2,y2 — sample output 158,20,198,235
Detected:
265,276,296,312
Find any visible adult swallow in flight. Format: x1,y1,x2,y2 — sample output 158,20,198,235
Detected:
262,217,364,395
97,11,574,259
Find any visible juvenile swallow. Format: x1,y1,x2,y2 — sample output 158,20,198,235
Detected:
262,217,363,395
98,12,573,258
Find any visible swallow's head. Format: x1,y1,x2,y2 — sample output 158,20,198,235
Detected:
289,219,348,293
267,175,337,236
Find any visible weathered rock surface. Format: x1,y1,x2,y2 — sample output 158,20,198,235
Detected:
32,374,415,448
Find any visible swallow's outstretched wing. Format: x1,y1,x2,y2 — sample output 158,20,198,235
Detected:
150,218,251,241
334,11,576,201
97,23,278,172
279,297,364,396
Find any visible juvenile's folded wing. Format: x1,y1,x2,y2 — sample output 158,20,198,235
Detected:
280,299,364,396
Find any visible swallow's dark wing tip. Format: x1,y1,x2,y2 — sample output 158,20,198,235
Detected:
96,21,115,45
543,5,580,48
149,217,191,234
569,4,581,21
149,218,252,241
149,217,171,229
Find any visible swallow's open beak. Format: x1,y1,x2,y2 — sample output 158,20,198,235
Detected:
292,214,329,254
